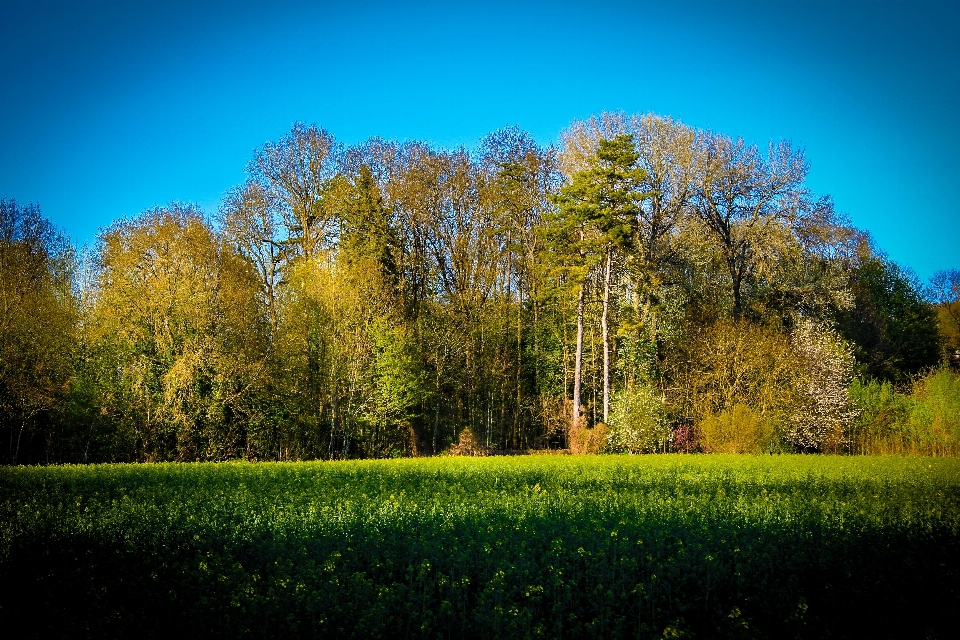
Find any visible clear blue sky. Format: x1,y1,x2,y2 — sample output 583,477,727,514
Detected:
1,0,957,280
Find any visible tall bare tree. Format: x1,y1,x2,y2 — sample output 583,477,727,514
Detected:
694,134,810,319
247,122,342,261
219,181,285,333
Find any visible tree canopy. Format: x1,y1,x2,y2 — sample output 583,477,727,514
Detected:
0,114,953,463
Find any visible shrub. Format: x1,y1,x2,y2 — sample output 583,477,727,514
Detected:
698,404,774,454
567,421,609,454
606,384,670,453
849,368,960,455
667,319,860,453
447,428,486,456
907,368,960,455
848,378,911,454
787,319,857,452
671,423,700,453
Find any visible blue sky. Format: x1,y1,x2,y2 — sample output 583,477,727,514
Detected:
1,0,957,280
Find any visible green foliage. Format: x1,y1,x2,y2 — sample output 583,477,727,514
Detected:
3,117,957,463
838,257,942,383
606,384,670,453
850,368,960,455
666,319,859,453
337,164,402,284
908,369,960,451
2,456,959,638
85,204,267,462
361,320,428,455
541,134,648,292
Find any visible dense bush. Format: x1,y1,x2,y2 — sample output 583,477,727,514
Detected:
850,367,960,455
606,384,669,453
667,320,796,427
698,404,774,453
665,319,861,452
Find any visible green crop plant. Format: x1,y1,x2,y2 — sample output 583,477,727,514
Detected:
2,456,959,638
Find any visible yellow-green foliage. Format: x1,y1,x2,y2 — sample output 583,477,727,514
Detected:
698,404,774,453
568,421,609,454
668,320,796,426
850,368,960,455
606,383,669,453
909,369,960,452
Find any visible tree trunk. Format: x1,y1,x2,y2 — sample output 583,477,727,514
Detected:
573,282,586,427
602,247,612,423
726,241,744,320
732,272,743,320
433,381,440,455
329,372,337,461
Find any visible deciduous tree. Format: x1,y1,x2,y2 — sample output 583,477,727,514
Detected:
247,122,342,260
88,204,267,461
694,135,812,319
838,256,941,383
0,199,77,464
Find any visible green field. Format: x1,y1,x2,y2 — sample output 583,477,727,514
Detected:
2,455,959,638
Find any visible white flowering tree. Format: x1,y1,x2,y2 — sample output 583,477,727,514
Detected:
788,319,858,451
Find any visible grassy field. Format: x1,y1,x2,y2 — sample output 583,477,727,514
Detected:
2,455,959,638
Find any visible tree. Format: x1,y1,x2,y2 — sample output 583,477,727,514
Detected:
0,199,77,464
547,134,648,424
88,204,267,461
694,134,814,319
275,244,423,459
838,256,941,383
480,127,560,448
788,319,857,452
337,164,402,286
218,180,285,333
667,319,797,429
560,113,705,387
247,122,342,260
928,269,960,365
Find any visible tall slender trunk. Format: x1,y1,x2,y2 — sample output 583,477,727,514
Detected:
515,288,523,450
573,282,585,426
727,241,743,320
487,391,492,448
433,379,440,455
731,274,743,320
329,370,337,461
14,420,25,465
534,290,542,452
342,383,354,458
602,247,612,423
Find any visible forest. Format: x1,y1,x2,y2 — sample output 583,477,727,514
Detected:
3,112,959,465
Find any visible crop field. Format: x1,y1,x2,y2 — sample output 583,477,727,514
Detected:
2,455,959,639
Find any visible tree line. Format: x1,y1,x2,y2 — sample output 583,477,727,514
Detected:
3,112,958,464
